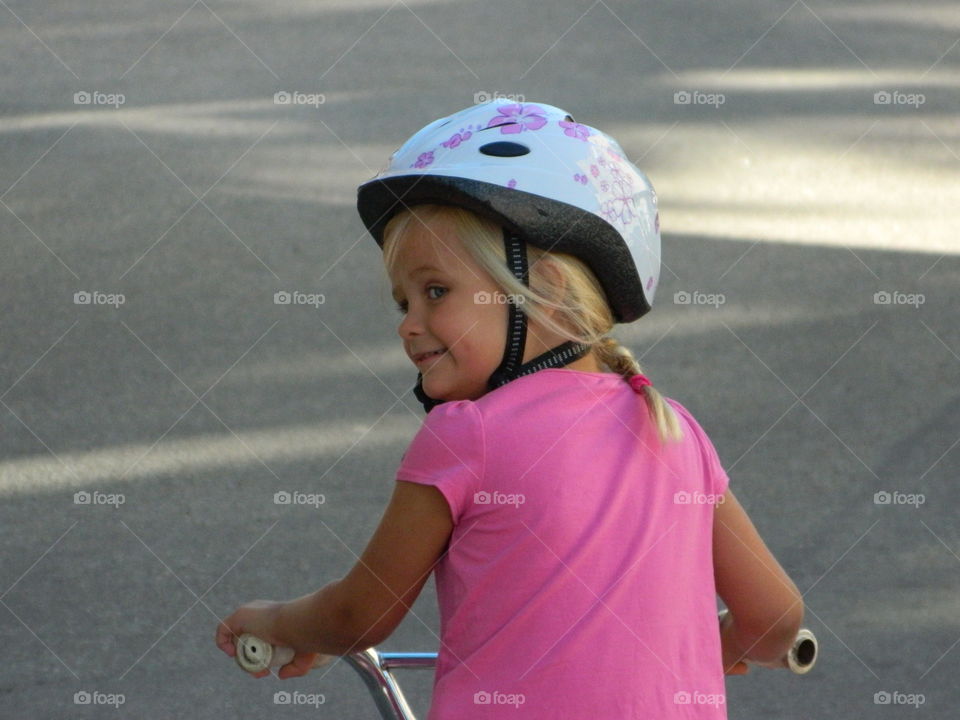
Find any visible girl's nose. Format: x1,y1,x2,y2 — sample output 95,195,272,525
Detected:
397,305,424,339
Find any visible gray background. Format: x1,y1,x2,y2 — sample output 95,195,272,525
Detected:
1,0,958,717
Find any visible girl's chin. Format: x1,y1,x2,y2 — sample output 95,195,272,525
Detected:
422,378,485,402
421,379,451,399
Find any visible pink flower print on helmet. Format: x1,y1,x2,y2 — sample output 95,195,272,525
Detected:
486,104,548,134
410,151,434,169
559,119,591,141
442,128,472,149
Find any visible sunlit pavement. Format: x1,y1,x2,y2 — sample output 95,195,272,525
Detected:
1,1,958,717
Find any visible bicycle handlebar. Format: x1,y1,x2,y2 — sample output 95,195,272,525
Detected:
235,635,433,720
235,612,817,676
233,613,817,720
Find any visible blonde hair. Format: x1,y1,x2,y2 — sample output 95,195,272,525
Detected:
382,203,682,443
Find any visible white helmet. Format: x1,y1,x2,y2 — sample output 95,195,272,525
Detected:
357,99,661,322
356,100,661,411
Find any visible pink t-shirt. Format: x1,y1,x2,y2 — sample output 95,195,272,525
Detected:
396,368,730,719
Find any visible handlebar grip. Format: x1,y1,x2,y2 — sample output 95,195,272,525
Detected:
718,609,818,675
234,633,334,674
784,627,818,674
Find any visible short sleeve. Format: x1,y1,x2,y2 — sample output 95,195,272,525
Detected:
665,398,730,497
395,400,485,524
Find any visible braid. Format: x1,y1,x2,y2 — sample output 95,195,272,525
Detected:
597,336,642,378
595,336,683,443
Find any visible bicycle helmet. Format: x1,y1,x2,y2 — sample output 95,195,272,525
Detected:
357,100,661,413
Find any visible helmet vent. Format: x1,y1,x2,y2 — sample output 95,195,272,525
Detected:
563,114,575,122
479,141,530,157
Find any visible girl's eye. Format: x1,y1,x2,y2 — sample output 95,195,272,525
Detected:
395,286,445,314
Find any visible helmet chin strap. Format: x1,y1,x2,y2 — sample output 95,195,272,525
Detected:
414,229,592,413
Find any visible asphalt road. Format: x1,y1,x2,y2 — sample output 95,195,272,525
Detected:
1,1,958,718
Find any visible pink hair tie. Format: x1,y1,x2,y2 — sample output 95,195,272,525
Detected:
629,373,652,392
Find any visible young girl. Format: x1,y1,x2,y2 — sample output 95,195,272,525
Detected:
217,100,805,718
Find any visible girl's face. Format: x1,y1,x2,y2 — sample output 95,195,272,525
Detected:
390,214,510,402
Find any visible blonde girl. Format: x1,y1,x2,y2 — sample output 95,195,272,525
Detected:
218,100,803,719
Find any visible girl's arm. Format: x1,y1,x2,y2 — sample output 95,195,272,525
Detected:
713,487,805,669
275,479,454,655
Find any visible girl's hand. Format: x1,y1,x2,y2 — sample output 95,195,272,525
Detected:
215,599,323,680
723,656,750,676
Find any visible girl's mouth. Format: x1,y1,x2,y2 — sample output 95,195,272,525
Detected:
415,348,447,365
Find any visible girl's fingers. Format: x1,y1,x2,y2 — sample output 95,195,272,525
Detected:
723,660,749,675
215,622,236,657
279,653,319,679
